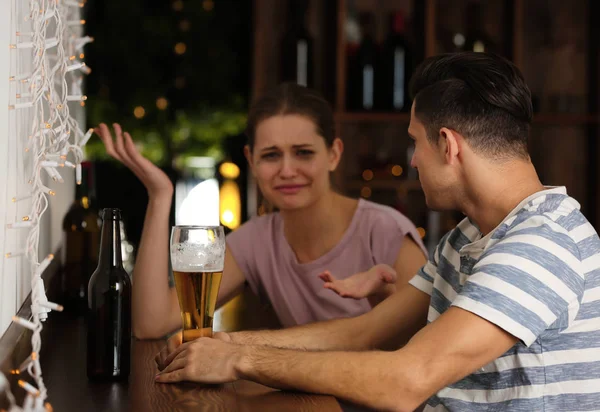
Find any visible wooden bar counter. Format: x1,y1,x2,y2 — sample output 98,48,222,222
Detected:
38,312,346,411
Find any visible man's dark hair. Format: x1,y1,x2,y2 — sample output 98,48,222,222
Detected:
409,52,533,159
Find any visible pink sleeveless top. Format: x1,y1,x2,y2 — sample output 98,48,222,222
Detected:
226,199,426,327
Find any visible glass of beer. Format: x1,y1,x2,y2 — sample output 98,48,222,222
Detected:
170,225,225,342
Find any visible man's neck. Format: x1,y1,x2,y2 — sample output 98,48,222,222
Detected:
460,161,545,236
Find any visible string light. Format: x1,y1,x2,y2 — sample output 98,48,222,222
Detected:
179,20,190,32
7,221,34,229
11,317,38,331
9,72,32,81
67,19,86,26
8,102,34,110
66,61,85,72
73,36,94,50
66,95,87,102
2,0,93,407
5,251,26,258
12,195,32,202
156,97,168,110
64,0,84,7
80,128,94,146
172,0,183,11
202,0,214,11
175,76,186,89
18,380,40,397
76,163,82,184
15,353,38,375
133,106,146,119
174,42,186,55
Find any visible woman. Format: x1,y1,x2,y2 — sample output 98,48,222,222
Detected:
96,83,427,339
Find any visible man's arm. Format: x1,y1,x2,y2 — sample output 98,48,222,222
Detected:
157,280,430,371
157,306,517,411
225,283,430,351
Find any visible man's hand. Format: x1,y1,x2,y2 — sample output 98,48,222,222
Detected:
318,264,397,300
155,331,182,371
155,331,233,371
154,337,244,384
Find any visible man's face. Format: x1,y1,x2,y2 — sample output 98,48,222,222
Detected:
408,104,458,211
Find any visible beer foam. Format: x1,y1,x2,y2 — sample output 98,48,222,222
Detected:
170,241,225,272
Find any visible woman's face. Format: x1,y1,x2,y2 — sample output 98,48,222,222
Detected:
246,114,342,211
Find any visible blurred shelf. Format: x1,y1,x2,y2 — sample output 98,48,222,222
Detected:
335,112,411,123
345,179,422,191
336,112,600,125
532,113,600,125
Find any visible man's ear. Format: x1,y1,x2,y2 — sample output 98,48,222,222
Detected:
439,127,460,165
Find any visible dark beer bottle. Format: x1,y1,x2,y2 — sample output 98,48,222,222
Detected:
61,161,101,312
87,208,132,381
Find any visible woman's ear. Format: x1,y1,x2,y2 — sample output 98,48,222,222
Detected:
244,145,255,176
328,138,344,172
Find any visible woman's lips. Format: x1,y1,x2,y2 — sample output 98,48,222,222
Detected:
274,184,306,194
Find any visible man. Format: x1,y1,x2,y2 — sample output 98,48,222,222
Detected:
155,53,600,411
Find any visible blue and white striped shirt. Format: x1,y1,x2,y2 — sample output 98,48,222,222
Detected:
410,187,600,411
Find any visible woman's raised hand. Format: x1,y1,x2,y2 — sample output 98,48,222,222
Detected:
95,123,173,198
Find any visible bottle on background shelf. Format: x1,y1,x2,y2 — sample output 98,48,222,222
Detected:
379,10,412,112
61,160,101,314
280,0,313,87
347,12,378,111
463,2,495,53
87,208,132,382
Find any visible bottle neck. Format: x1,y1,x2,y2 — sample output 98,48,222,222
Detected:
98,210,123,269
466,4,484,33
288,0,309,30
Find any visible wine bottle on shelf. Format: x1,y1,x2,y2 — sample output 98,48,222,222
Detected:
61,160,101,313
379,10,412,112
87,208,132,382
347,12,379,111
280,0,313,87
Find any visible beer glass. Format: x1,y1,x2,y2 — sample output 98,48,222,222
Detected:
170,226,226,342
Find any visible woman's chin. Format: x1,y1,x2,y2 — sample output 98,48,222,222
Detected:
272,196,311,212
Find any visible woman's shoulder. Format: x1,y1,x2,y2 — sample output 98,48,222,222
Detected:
226,212,280,241
356,199,417,230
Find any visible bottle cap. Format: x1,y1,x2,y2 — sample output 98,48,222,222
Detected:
392,11,405,34
101,208,122,220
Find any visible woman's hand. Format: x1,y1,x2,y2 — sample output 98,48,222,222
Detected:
95,123,173,199
318,264,397,300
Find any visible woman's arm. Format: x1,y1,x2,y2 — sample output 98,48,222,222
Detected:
318,235,427,307
96,123,248,339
